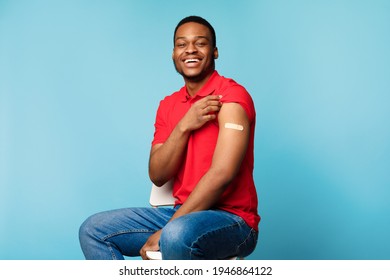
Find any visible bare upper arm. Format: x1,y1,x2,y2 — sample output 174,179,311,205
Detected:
211,102,250,180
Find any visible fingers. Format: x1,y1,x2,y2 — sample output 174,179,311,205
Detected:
202,104,221,113
139,230,161,260
198,110,217,121
179,95,222,132
199,95,222,109
197,95,222,115
140,246,152,260
191,95,221,125
139,246,147,260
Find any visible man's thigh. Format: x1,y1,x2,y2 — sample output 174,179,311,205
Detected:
160,209,255,259
81,207,176,257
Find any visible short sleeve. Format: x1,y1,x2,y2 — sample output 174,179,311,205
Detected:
219,84,256,122
152,99,170,145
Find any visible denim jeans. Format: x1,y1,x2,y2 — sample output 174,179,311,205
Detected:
79,206,258,260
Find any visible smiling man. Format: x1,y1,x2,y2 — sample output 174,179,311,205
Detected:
79,16,260,260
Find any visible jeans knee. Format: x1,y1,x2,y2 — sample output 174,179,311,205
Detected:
160,220,185,246
79,213,102,243
78,213,116,259
159,218,201,259
160,218,193,251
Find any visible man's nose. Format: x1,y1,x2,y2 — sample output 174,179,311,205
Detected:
185,43,197,53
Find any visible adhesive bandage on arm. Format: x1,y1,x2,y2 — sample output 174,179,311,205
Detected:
224,122,244,131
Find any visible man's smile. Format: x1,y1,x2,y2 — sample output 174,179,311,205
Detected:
183,58,202,64
184,58,200,64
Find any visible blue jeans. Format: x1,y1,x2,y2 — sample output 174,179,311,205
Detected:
79,206,258,260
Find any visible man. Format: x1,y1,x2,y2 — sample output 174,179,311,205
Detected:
79,16,260,260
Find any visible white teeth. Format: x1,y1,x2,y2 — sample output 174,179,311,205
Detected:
185,59,200,63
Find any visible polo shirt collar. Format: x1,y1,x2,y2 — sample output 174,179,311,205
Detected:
180,71,220,102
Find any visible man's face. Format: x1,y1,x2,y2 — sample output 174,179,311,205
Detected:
172,22,218,83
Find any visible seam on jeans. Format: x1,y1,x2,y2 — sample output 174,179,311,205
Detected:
106,242,118,260
237,228,256,248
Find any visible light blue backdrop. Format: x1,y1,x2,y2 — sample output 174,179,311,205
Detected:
1,0,389,260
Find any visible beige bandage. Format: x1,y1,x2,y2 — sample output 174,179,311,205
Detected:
224,122,244,131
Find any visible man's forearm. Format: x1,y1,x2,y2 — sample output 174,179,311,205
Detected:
148,123,191,186
168,167,232,221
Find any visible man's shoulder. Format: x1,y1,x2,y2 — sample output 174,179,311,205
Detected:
216,73,255,119
214,72,248,94
217,77,251,101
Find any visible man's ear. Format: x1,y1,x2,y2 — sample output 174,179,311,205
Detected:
214,47,219,59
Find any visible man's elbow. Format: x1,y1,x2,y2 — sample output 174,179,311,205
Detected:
209,166,238,187
149,171,166,187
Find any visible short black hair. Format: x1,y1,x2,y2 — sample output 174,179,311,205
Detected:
173,16,217,48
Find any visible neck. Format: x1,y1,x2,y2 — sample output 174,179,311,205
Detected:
184,70,214,96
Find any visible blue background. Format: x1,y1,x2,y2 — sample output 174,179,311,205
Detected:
1,0,389,260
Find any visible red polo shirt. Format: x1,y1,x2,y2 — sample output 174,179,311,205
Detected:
152,71,260,231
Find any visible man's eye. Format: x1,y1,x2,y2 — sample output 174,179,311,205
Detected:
196,42,207,47
177,43,186,47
